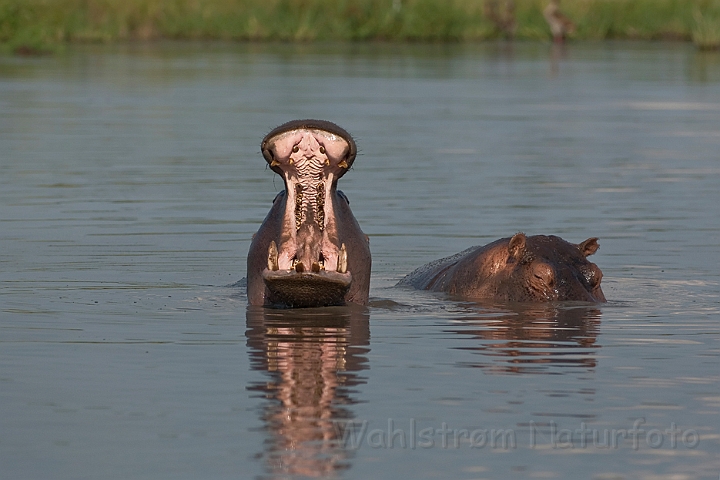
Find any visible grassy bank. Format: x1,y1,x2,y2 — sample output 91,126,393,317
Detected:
2,0,720,53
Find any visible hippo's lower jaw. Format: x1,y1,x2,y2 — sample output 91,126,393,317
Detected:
262,269,352,308
261,238,352,307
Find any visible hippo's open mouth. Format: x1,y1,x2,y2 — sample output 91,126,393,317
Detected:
262,239,352,307
258,120,358,307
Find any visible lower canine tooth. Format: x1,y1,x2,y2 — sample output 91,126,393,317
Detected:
267,241,279,271
337,243,347,274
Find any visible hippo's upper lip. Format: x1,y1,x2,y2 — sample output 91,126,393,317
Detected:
261,119,357,174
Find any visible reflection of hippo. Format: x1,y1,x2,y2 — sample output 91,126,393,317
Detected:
247,120,371,307
246,306,369,475
447,304,602,374
399,233,606,303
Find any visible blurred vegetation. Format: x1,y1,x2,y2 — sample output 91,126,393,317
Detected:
1,0,720,54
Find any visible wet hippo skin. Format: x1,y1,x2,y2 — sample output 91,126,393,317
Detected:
399,233,605,303
247,120,371,308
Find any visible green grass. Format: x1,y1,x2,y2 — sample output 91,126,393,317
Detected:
2,0,720,53
693,6,720,49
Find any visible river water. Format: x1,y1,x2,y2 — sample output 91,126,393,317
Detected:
1,41,719,479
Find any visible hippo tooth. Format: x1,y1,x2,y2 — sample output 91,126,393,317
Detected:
338,160,349,169
267,241,279,271
337,243,347,274
295,262,305,273
311,262,321,273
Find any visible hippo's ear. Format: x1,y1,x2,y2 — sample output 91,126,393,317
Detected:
578,237,600,257
508,232,526,261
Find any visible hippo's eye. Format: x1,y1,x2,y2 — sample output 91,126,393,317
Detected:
292,145,299,153
319,146,326,154
532,263,555,287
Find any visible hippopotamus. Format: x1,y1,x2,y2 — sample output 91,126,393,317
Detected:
247,120,371,307
399,233,605,303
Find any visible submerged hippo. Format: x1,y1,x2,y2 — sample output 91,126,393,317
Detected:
399,233,605,303
247,120,371,307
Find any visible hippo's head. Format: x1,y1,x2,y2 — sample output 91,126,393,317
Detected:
247,120,370,307
497,233,606,303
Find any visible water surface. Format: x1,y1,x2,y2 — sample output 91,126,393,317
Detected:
1,41,719,479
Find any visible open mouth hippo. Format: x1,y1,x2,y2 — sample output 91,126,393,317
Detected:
247,120,371,308
399,233,606,303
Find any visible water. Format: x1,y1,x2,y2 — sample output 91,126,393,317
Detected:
1,41,719,479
